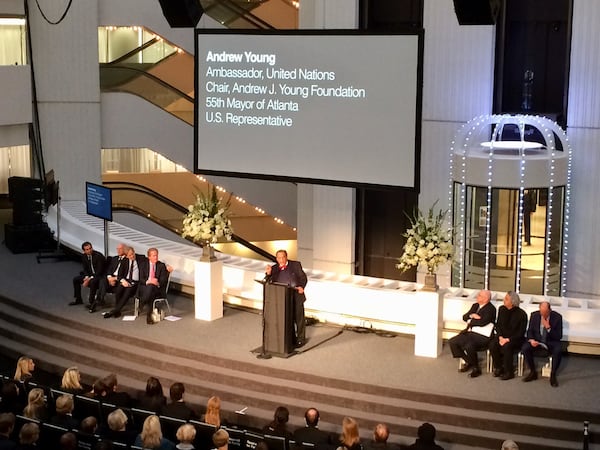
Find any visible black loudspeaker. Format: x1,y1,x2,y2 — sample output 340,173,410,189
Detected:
158,0,203,27
8,176,44,226
453,0,501,25
4,223,54,254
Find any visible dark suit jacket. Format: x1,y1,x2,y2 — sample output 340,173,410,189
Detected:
495,305,527,343
526,310,563,343
268,260,307,300
138,258,169,298
104,255,128,279
160,401,198,421
81,250,106,278
293,426,332,445
462,302,496,328
121,254,146,285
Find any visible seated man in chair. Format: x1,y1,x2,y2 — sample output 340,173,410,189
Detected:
137,247,169,325
489,291,527,380
103,246,144,319
521,301,563,387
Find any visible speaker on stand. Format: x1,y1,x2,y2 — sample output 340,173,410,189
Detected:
453,0,501,25
157,0,204,27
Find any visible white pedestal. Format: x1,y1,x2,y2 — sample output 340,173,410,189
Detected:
414,290,444,358
194,260,223,321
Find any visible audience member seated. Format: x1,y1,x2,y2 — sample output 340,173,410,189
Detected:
500,440,519,450
0,413,17,450
15,422,39,450
134,415,175,450
262,406,293,440
13,357,35,383
365,423,400,450
448,290,496,378
201,396,223,429
80,416,98,435
99,409,136,446
489,292,527,381
87,379,108,400
293,407,332,446
408,422,444,450
50,395,80,430
175,424,196,450
22,388,48,422
521,301,563,387
337,417,362,450
61,367,87,395
102,374,131,408
406,423,443,450
93,243,128,313
161,383,198,421
211,429,229,450
138,377,167,413
0,383,23,415
93,440,114,450
60,432,78,450
71,241,106,307
78,416,99,450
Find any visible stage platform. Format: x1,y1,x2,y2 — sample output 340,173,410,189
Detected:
0,211,599,450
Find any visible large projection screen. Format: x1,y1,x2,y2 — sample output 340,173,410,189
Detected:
195,31,422,189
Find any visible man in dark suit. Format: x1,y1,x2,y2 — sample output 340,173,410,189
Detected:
137,247,170,325
448,290,497,378
91,243,127,313
521,301,563,387
103,246,144,319
265,249,308,347
489,291,528,380
161,382,198,421
293,407,332,446
70,241,106,306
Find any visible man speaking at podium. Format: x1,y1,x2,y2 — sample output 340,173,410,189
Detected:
265,250,308,348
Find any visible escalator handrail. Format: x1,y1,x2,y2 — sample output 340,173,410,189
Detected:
105,181,277,262
204,0,276,29
105,36,160,65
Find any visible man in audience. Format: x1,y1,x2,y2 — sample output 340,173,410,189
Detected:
407,422,443,450
212,429,229,450
92,243,128,313
501,440,519,450
59,432,77,450
102,374,132,408
100,408,136,446
50,395,79,430
161,382,198,421
489,291,527,381
71,241,106,307
521,301,563,387
103,246,144,319
0,412,16,449
137,247,170,325
293,407,332,445
18,422,40,448
448,290,496,378
366,423,400,450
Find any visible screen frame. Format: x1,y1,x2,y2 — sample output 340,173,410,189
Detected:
85,182,113,222
194,29,424,192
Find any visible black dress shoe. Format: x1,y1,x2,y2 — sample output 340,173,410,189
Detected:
103,312,113,319
459,363,472,373
469,368,482,378
550,375,559,387
295,340,305,348
89,305,97,313
523,371,538,382
493,368,504,377
69,300,83,306
500,372,515,380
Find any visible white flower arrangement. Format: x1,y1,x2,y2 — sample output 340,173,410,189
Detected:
396,202,453,275
181,185,234,244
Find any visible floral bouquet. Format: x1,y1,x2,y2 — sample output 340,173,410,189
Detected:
397,201,453,275
181,185,234,244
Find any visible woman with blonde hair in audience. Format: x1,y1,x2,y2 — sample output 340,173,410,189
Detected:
202,396,222,428
22,388,48,421
61,367,85,394
13,357,35,382
134,414,175,450
176,423,197,450
338,417,362,450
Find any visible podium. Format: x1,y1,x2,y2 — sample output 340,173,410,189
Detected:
260,282,295,358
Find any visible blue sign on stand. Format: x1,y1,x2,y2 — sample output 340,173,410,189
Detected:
86,182,113,222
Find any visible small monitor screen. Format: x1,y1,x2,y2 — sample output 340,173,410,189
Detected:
85,182,113,222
